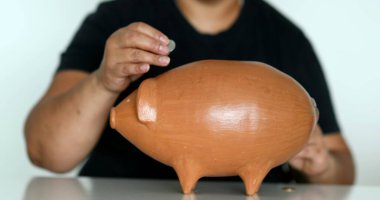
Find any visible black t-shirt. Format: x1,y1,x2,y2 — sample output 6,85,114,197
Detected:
57,0,340,182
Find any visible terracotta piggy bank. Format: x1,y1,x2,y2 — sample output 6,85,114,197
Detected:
110,60,318,195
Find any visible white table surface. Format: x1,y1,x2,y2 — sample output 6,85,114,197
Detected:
2,177,379,200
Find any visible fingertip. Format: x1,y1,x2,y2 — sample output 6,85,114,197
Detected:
159,35,169,45
158,44,170,55
139,64,150,72
158,56,170,66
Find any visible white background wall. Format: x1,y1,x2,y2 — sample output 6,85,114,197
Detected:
0,0,379,185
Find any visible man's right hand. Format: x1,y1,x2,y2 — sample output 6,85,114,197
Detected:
25,22,171,172
95,22,171,94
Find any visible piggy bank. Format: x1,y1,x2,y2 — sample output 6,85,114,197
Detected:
110,60,318,195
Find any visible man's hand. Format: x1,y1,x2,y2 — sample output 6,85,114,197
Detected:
289,125,355,184
289,125,333,177
95,22,171,94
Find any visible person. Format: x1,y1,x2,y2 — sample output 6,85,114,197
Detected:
24,0,354,184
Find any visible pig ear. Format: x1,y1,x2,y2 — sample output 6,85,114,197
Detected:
136,78,157,123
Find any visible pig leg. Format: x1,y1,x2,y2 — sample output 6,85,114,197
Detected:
173,159,201,194
239,163,270,196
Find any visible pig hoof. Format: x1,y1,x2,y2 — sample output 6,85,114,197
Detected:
173,159,201,194
239,164,270,196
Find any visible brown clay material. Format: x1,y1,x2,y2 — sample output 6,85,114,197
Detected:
110,60,318,196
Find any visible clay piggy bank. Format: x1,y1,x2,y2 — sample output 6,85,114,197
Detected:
110,60,318,195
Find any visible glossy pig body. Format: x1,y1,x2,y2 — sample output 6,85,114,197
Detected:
110,60,318,195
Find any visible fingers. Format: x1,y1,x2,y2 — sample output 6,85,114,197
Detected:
113,63,150,77
110,48,170,75
127,22,170,45
289,156,304,169
306,125,325,147
289,137,331,176
116,30,170,55
123,48,170,66
294,143,326,160
98,22,172,93
108,22,172,68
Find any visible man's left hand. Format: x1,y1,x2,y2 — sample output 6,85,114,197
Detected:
289,125,335,179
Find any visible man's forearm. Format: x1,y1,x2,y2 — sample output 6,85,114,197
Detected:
25,71,119,172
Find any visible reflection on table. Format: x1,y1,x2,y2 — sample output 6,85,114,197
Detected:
23,177,357,200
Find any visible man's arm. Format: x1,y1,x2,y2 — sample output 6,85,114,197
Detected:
289,125,355,184
24,22,171,172
24,70,118,172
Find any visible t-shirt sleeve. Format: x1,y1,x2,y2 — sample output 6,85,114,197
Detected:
56,2,121,73
285,33,341,134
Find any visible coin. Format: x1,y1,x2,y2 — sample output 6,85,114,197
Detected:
282,186,296,192
168,40,176,52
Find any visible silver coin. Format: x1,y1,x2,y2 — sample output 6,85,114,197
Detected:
168,40,176,52
282,186,296,192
